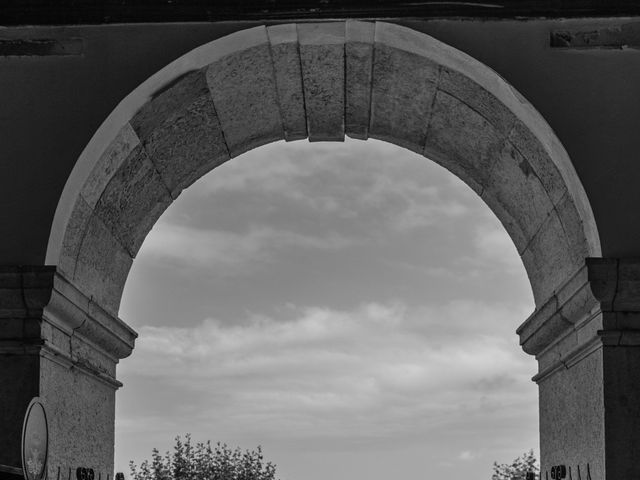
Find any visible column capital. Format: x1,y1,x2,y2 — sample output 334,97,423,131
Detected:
517,258,640,384
0,266,137,361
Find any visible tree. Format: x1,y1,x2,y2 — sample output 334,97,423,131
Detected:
492,450,539,480
129,434,279,480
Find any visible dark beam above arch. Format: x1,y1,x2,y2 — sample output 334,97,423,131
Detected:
2,0,640,26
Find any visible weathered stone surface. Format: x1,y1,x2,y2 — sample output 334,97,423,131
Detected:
131,69,210,140
94,145,172,256
43,272,137,360
509,118,567,207
346,21,374,140
142,94,229,196
555,190,591,266
81,123,140,209
207,38,284,156
522,212,578,305
74,215,133,315
298,22,345,141
69,333,116,376
41,358,116,480
370,44,438,152
58,194,92,278
267,24,307,141
538,349,605,480
439,66,515,136
483,139,555,252
425,90,503,194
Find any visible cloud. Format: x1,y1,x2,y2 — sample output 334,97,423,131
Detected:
118,300,537,449
459,451,480,461
140,223,353,274
181,139,474,235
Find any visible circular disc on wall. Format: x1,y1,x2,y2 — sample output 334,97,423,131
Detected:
21,398,49,480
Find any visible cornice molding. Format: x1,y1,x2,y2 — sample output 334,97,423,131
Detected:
0,266,137,360
516,258,640,355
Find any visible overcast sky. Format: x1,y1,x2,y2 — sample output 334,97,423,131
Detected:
115,138,539,480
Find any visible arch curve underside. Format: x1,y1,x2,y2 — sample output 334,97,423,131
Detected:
53,21,600,316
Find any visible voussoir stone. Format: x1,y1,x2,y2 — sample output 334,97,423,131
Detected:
132,69,230,196
482,139,555,252
509,118,567,207
370,43,438,153
207,34,284,156
438,66,515,137
522,212,579,306
93,145,172,257
298,22,346,141
424,90,503,191
131,69,210,139
267,24,307,141
74,215,133,315
346,21,375,140
555,190,591,267
59,195,92,278
81,123,140,209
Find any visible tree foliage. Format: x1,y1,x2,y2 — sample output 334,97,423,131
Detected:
129,434,278,480
491,450,539,480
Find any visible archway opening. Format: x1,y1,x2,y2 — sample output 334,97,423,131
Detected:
115,138,538,480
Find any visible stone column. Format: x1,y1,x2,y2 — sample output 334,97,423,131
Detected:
0,267,137,480
518,258,640,480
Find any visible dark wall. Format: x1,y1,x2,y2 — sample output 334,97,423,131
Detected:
1,17,639,264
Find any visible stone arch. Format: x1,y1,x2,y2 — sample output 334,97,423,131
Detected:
46,21,600,320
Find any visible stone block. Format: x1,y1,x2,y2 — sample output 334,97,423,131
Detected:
425,90,503,192
207,39,284,155
298,22,345,141
81,123,140,209
509,119,567,207
438,66,515,136
555,190,591,266
131,69,211,140
345,21,374,140
370,43,437,152
58,195,92,278
94,145,172,256
267,24,307,141
482,139,555,253
522,212,579,306
74,215,133,315
40,358,116,480
45,322,72,356
142,94,229,196
538,349,605,478
69,334,116,377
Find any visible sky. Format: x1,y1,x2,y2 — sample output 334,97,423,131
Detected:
115,138,539,480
